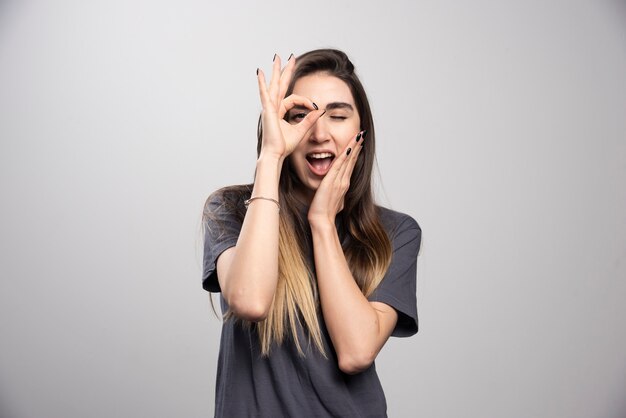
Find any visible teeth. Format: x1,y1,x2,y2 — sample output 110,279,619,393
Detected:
308,152,333,159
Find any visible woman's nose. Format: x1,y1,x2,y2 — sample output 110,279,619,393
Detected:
308,118,331,143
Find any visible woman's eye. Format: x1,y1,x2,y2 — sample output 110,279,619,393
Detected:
330,115,347,120
288,112,307,123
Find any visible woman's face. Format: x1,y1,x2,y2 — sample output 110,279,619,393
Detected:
287,73,361,200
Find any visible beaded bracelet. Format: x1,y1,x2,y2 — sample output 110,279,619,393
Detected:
244,196,281,212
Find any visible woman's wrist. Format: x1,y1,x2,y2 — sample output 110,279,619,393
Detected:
252,153,283,200
257,150,285,167
308,216,336,233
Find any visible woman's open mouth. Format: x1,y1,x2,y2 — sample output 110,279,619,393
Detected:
306,152,335,176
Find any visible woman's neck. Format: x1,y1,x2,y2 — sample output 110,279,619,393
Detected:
292,186,314,207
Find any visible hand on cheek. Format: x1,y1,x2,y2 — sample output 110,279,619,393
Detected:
307,130,366,226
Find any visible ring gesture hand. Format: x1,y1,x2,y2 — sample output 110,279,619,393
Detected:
257,55,325,159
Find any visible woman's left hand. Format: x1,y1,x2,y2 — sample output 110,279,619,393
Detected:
308,131,365,226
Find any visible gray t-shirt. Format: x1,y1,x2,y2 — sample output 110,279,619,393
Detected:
202,189,421,418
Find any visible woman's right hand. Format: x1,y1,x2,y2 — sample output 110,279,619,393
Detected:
257,54,325,160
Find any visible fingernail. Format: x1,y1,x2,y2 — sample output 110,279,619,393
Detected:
273,53,277,62
312,102,319,110
362,130,368,139
356,133,362,142
288,53,294,60
346,147,352,156
320,110,326,117
256,68,259,75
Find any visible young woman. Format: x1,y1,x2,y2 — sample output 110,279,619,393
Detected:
202,49,421,417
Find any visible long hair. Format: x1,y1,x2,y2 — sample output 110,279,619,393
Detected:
209,49,392,356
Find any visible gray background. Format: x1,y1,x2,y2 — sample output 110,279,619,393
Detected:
1,0,625,417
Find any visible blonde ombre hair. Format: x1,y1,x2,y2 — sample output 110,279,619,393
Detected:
206,49,392,356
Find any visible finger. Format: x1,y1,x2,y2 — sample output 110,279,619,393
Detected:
336,131,365,183
294,107,326,136
323,131,353,181
337,131,363,168
346,130,365,167
269,54,282,106
334,145,353,185
278,54,296,101
343,131,365,182
257,68,271,109
278,94,318,119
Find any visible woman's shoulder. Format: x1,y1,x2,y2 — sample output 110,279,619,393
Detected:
203,184,253,222
205,184,253,204
204,184,252,209
376,205,421,239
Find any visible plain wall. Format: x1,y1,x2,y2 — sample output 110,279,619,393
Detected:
1,0,625,417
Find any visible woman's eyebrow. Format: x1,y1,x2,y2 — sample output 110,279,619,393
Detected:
325,102,354,111
289,102,354,111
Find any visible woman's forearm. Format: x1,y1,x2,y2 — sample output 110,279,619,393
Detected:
310,221,396,374
219,154,283,321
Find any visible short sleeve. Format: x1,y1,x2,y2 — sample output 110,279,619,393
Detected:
368,215,421,337
202,192,244,293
